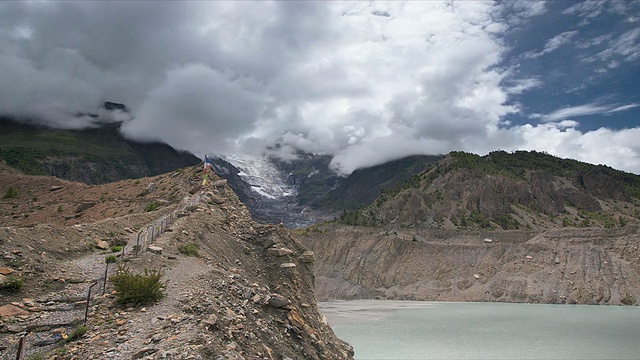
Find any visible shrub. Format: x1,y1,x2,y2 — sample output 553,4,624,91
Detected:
109,266,165,305
67,325,87,341
57,205,63,212
27,354,44,360
178,243,199,256
144,202,158,212
110,245,123,253
105,255,117,264
3,186,18,199
110,238,127,247
2,276,24,292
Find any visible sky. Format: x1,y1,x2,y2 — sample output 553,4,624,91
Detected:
1,0,639,175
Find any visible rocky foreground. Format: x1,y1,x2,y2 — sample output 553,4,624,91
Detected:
0,164,352,360
299,223,640,305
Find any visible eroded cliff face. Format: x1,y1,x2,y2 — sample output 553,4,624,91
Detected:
299,224,640,305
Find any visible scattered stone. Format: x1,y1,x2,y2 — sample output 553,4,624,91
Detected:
0,267,14,275
22,298,35,307
210,195,226,204
49,185,63,191
473,274,480,279
76,202,96,213
95,240,109,250
132,347,158,359
148,246,163,254
202,313,218,327
251,294,262,303
144,183,157,195
212,179,227,187
280,263,297,269
483,238,493,243
298,251,315,263
0,304,29,318
525,255,533,259
267,247,294,257
268,295,291,308
116,319,127,326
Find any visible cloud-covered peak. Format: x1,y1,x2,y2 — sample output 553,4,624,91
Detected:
1,1,640,175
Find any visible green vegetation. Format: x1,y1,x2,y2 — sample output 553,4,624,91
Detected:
67,325,88,342
57,205,64,212
109,266,166,305
27,354,44,360
105,254,117,264
144,202,158,212
110,245,123,253
3,185,18,199
1,275,24,292
177,243,199,256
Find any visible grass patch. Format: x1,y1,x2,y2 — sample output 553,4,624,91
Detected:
144,202,158,212
110,245,123,253
67,325,88,342
109,266,166,306
3,186,18,199
178,243,199,256
1,275,24,292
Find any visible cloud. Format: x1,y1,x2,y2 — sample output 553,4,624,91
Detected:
525,30,579,58
541,103,639,122
1,1,640,176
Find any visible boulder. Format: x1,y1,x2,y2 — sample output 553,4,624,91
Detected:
148,246,163,254
0,304,29,318
483,238,493,243
49,185,63,192
267,247,294,257
95,240,109,250
298,251,315,263
280,263,297,269
76,202,96,213
0,267,14,275
268,295,291,308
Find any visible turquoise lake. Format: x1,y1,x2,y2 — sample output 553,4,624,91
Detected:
319,300,640,360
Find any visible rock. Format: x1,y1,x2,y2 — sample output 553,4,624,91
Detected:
268,295,291,308
280,263,297,268
251,294,262,303
148,246,163,254
116,319,127,326
473,274,480,279
0,267,14,275
189,185,202,194
0,274,5,286
202,313,218,327
49,185,63,191
95,240,109,250
483,238,493,243
132,347,158,359
0,304,29,318
6,324,25,333
76,202,96,213
22,298,35,307
212,179,227,187
211,195,226,204
298,250,315,263
144,183,157,195
267,247,294,257
525,255,533,259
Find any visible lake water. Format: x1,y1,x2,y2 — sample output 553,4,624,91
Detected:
319,300,640,360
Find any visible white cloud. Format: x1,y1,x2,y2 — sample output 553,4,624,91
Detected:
541,103,639,122
1,1,640,176
525,30,579,58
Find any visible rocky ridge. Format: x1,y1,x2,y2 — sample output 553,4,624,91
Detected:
0,164,352,359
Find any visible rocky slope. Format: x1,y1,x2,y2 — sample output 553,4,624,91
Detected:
0,164,353,359
297,151,640,305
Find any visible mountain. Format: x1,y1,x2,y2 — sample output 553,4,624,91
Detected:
338,150,640,229
297,150,640,305
0,163,353,359
210,152,443,227
0,115,200,185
